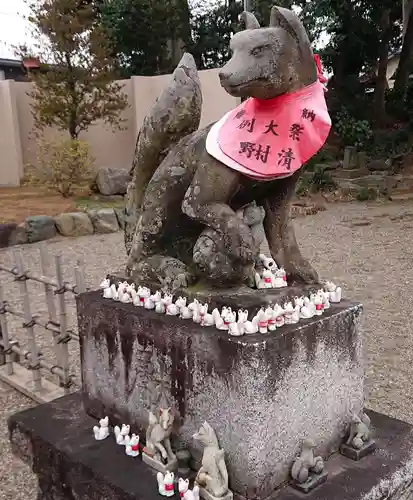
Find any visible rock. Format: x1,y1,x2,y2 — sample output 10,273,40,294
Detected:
10,223,28,246
95,167,131,196
0,223,17,248
334,168,369,180
114,208,126,230
25,216,56,244
54,213,94,237
367,159,392,172
87,209,119,234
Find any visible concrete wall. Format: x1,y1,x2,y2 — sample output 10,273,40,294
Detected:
0,68,238,187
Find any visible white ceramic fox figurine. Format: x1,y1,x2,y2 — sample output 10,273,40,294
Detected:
325,281,342,303
93,416,110,441
198,303,215,326
157,471,175,497
100,278,110,289
114,424,130,446
103,286,113,299
125,433,140,457
259,254,278,272
179,478,199,500
255,269,274,289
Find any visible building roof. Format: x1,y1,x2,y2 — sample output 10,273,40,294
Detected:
0,58,23,68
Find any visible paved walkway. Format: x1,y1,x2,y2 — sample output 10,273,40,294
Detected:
1,200,413,499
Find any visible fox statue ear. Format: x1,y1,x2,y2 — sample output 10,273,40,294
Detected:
269,5,306,46
239,11,260,29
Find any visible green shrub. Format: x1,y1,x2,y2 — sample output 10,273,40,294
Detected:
334,107,373,149
25,138,94,197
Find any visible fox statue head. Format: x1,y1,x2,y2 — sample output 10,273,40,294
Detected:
193,421,219,448
219,6,317,100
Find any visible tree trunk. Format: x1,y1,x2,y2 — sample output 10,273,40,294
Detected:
393,7,413,95
373,9,391,127
403,0,413,36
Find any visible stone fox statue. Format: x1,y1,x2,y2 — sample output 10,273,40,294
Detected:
125,6,330,288
193,421,229,498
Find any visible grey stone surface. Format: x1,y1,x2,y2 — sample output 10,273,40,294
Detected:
340,440,377,461
24,215,56,243
199,487,233,500
367,159,392,172
77,290,363,497
87,208,119,234
142,452,177,473
95,167,131,196
290,471,328,494
7,393,413,500
54,212,94,237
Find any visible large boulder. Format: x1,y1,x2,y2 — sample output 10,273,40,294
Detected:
87,209,119,234
54,212,94,237
95,167,131,196
25,216,56,244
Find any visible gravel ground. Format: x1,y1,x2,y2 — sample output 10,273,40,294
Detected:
1,200,413,499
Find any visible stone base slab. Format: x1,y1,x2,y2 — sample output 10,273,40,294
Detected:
290,470,328,494
340,440,377,461
7,393,413,500
142,452,178,473
199,486,233,500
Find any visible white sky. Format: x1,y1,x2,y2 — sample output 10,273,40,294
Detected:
0,0,32,59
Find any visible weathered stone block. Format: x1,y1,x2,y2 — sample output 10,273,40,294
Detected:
77,289,364,498
54,212,94,237
25,215,56,243
95,167,131,196
87,208,119,234
340,440,376,461
7,393,413,500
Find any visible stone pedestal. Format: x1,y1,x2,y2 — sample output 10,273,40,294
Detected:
77,289,364,499
7,393,413,500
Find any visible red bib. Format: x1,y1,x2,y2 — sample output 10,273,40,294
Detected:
216,81,331,180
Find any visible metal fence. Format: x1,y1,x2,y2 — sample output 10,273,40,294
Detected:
0,246,88,403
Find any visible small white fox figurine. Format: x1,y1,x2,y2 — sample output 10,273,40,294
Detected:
93,416,110,441
125,433,140,457
157,471,175,497
100,278,110,289
259,254,278,271
114,424,130,446
179,478,199,500
103,286,113,299
325,281,342,303
255,269,274,289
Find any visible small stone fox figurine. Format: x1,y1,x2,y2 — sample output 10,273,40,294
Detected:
347,413,371,449
193,421,230,498
291,439,324,484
